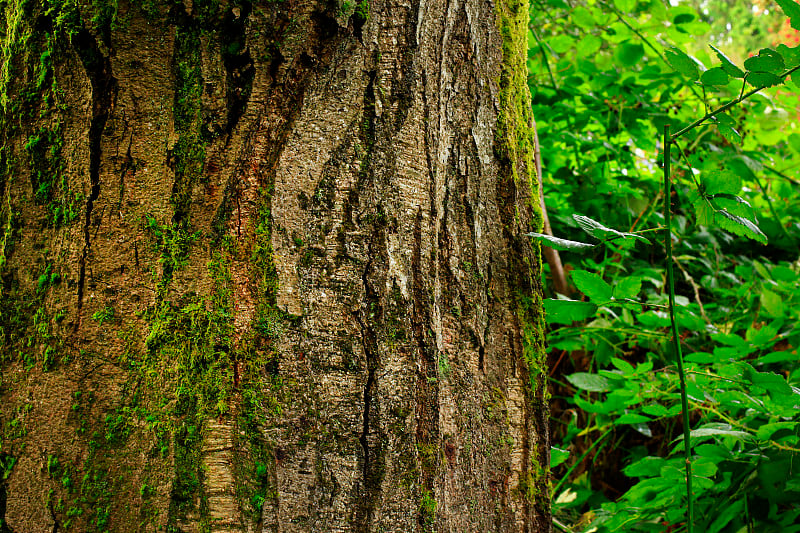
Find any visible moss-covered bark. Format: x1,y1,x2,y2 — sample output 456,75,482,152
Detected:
0,0,550,531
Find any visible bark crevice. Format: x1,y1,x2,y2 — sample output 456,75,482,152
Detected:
71,27,117,315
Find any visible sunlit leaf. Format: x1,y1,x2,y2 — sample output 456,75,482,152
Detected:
777,43,800,68
665,46,700,80
709,44,745,77
744,48,785,74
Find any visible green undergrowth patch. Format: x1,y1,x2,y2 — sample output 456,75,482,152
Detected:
530,1,800,531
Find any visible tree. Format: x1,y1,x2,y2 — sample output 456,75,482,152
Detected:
0,0,549,531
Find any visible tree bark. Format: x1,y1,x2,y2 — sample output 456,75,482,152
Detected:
0,0,550,531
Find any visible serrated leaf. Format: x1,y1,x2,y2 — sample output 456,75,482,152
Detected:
566,372,610,392
526,233,596,252
776,0,800,31
613,276,642,300
714,113,740,143
544,299,598,324
743,364,792,396
701,67,730,86
708,193,751,208
573,214,651,244
665,46,700,80
709,44,745,77
572,270,613,302
689,425,752,441
715,209,768,244
702,170,741,194
744,48,785,74
746,71,783,88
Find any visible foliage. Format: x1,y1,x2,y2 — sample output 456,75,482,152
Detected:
529,0,800,531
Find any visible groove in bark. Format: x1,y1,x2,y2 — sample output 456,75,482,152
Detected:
72,27,117,315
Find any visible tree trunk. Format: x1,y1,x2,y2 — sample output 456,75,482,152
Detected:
0,0,549,531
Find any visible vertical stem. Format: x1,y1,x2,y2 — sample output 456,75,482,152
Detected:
664,124,694,532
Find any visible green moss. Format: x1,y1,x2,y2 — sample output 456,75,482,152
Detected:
171,21,206,223
495,0,542,228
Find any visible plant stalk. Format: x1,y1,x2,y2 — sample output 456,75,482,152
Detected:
664,124,693,532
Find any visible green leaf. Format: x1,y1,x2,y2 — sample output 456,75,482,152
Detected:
707,500,744,533
611,357,635,375
551,447,570,468
613,0,636,12
615,413,652,425
760,288,786,318
777,43,800,69
578,35,603,57
789,132,800,153
702,169,741,194
744,48,785,74
566,372,610,392
526,233,596,252
776,0,800,31
715,112,742,143
708,193,751,208
642,404,668,417
746,71,783,88
573,215,651,244
757,422,797,441
623,456,665,478
715,209,768,244
549,34,575,54
572,6,596,28
700,67,729,86
613,276,642,300
544,299,598,324
709,44,745,77
572,270,613,302
665,46,700,80
615,42,645,67
689,424,752,442
742,364,792,396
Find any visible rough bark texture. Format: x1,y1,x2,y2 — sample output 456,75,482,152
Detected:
0,0,549,531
